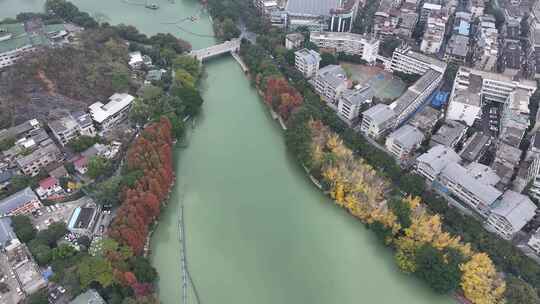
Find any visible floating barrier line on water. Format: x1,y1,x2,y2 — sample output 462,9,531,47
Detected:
175,24,215,38
178,183,201,304
121,0,147,6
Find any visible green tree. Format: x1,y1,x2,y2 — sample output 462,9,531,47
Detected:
130,256,158,283
221,17,240,40
504,276,540,304
388,197,412,229
369,221,393,245
173,55,201,80
111,70,130,92
320,52,338,68
68,135,100,153
380,37,401,57
0,137,15,151
78,256,115,288
398,173,425,196
28,240,52,265
415,245,463,294
51,244,77,261
172,86,204,117
86,156,111,179
26,289,49,304
90,176,121,207
36,221,67,246
11,215,36,243
174,68,196,88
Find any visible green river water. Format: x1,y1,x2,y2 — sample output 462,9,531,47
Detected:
0,1,456,303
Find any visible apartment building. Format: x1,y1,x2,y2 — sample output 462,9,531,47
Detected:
309,32,380,63
337,86,373,125
469,0,484,16
48,112,96,147
474,15,499,72
420,3,442,23
360,104,396,139
450,67,536,105
89,93,135,131
310,65,349,105
389,69,443,127
15,141,62,176
391,46,447,74
385,124,424,162
285,0,360,32
420,15,446,54
485,190,537,240
444,34,469,64
294,48,321,78
430,120,467,148
499,89,530,147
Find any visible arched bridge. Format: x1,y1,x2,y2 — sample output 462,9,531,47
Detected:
190,39,241,61
190,38,248,72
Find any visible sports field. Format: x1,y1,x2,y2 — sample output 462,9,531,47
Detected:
341,63,406,101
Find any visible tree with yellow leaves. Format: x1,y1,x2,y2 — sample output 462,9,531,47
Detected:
460,253,506,304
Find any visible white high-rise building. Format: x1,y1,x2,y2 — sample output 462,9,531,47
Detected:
294,49,321,78
310,32,380,63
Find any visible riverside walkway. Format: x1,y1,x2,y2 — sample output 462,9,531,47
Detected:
190,39,248,72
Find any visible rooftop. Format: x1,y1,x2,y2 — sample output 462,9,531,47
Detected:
388,125,424,150
295,48,321,65
441,162,503,205
316,64,349,88
460,132,491,162
15,142,60,168
0,217,16,247
89,93,134,124
69,289,106,304
465,162,500,186
286,32,305,42
407,106,440,132
362,104,396,126
490,190,537,233
310,31,378,44
286,0,357,16
340,86,374,106
0,187,39,216
446,34,469,58
68,207,96,230
430,120,467,147
417,144,462,175
38,176,58,189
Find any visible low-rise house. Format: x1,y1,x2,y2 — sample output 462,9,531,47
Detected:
337,86,373,126
0,119,40,143
49,165,68,179
294,48,321,78
430,120,467,148
360,104,396,139
385,125,424,162
420,15,446,54
285,33,304,49
73,156,88,175
89,93,135,131
128,51,143,69
0,187,41,216
35,176,62,199
16,141,62,176
485,190,537,240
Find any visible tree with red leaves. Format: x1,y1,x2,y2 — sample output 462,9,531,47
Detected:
264,77,303,121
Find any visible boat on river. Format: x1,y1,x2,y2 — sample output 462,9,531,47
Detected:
145,3,159,9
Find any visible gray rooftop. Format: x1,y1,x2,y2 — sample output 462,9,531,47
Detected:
286,0,352,16
416,144,462,175
407,106,440,132
446,34,469,58
490,190,537,233
441,162,503,205
69,289,106,304
16,142,60,168
388,125,424,150
0,217,16,247
430,120,467,147
0,119,39,142
362,104,396,126
465,162,500,186
495,141,521,166
391,90,419,115
317,64,348,88
460,132,491,162
286,33,305,42
295,48,321,66
0,187,39,216
340,86,374,106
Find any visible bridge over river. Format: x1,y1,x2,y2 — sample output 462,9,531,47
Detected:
190,39,248,72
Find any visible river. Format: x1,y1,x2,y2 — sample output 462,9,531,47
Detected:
0,1,455,303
